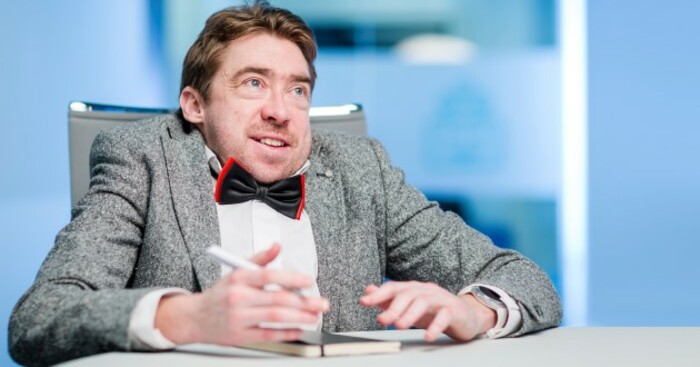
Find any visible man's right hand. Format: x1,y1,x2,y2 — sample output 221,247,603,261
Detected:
154,244,329,345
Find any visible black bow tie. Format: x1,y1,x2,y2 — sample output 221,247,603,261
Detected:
214,158,305,220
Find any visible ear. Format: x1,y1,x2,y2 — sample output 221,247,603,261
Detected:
180,86,206,124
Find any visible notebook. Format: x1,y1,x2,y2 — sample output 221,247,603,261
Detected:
242,331,402,357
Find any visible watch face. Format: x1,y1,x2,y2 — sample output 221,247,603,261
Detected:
479,286,501,300
473,286,506,309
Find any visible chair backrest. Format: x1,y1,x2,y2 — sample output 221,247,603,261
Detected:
68,101,366,207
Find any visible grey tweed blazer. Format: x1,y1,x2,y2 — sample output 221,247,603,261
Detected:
9,114,561,366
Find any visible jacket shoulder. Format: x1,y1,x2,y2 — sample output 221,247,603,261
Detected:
94,114,180,144
311,129,379,163
90,114,195,159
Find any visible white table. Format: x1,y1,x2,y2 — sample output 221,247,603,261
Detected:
58,327,700,367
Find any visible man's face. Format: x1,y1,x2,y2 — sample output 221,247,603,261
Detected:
187,32,313,184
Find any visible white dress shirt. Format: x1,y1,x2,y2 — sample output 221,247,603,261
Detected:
127,148,521,349
128,148,319,349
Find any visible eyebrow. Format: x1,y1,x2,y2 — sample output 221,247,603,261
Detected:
227,66,311,86
290,74,312,87
229,66,271,82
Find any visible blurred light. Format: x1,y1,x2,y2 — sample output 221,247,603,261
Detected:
560,0,589,326
69,101,88,112
310,104,360,116
394,34,477,65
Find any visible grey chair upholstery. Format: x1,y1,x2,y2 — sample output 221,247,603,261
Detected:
68,101,367,207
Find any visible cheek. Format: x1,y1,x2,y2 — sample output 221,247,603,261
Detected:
208,120,247,158
299,129,312,157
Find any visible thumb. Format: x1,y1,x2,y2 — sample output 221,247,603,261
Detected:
249,243,281,267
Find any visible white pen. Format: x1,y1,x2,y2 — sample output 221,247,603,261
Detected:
207,246,288,293
206,246,261,271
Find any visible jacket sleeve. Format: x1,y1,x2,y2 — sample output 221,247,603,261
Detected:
9,128,159,366
369,138,562,336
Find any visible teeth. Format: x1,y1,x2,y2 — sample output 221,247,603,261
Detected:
260,138,284,147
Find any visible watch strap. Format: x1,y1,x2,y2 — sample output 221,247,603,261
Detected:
460,283,522,338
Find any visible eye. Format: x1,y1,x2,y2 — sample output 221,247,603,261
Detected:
246,79,262,88
292,86,307,96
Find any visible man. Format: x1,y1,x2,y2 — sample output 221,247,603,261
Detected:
9,1,561,365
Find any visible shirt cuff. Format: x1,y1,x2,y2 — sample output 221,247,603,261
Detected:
128,288,191,350
459,283,523,338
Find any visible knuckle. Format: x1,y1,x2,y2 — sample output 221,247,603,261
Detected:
228,270,246,284
271,292,285,304
225,293,238,306
267,308,285,322
225,285,247,305
273,291,296,305
261,271,276,284
414,296,429,307
440,307,453,319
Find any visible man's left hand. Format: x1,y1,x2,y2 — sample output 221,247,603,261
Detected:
359,281,496,342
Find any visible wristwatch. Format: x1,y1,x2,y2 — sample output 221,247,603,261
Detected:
463,284,522,338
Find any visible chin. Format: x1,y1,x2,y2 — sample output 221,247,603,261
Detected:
250,166,288,184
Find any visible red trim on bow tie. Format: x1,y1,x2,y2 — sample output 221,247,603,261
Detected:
215,158,236,203
295,174,306,220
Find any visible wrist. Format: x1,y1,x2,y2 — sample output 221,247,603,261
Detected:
462,294,497,335
155,293,201,345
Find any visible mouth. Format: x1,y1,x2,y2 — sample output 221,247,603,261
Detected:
253,136,289,148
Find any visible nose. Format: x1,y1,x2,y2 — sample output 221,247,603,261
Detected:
261,91,290,126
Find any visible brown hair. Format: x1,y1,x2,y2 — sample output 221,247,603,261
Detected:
180,0,317,105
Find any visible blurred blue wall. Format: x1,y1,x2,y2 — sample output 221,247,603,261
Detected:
0,2,559,364
7,0,700,365
587,0,700,325
0,1,168,365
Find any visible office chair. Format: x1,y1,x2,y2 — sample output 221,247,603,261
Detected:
68,101,367,207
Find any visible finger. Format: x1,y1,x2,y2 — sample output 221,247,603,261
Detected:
241,306,320,326
395,297,429,330
258,291,330,313
243,327,305,344
359,295,391,311
360,284,391,310
228,269,312,290
224,285,328,313
360,281,411,306
425,307,452,342
304,296,331,313
363,284,380,295
376,289,419,326
249,243,281,267
217,284,291,309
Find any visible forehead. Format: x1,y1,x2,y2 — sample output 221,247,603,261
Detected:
218,32,310,79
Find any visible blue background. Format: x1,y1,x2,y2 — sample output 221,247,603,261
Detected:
2,0,700,365
586,0,700,325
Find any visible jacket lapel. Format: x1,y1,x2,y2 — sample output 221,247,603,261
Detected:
161,118,220,291
306,135,347,331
